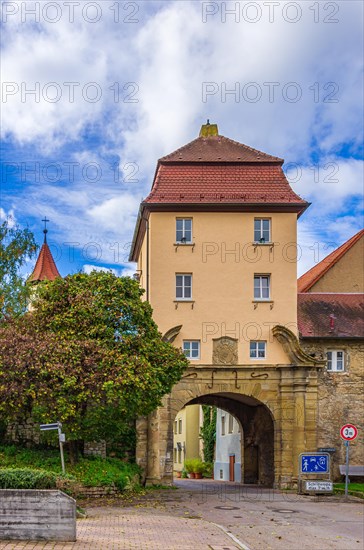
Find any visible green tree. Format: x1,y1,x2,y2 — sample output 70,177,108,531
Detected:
0,218,38,318
200,405,217,463
0,271,188,462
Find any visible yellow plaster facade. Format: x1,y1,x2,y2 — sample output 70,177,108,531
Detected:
172,405,201,472
307,236,364,293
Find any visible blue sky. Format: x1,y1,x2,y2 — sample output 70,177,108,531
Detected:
1,0,363,278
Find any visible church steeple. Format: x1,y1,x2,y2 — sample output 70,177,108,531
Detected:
28,219,61,284
42,216,49,244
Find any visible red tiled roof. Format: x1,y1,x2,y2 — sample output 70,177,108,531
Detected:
298,293,364,338
145,164,306,205
28,242,60,283
298,229,364,292
159,135,283,163
129,130,309,261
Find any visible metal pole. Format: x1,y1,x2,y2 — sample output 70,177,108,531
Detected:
58,424,66,475
344,440,349,498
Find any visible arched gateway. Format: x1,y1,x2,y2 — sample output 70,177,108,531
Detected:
136,327,323,488
129,123,325,489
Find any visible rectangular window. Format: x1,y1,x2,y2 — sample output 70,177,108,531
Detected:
221,415,226,436
176,274,192,299
254,218,271,243
178,449,182,463
254,275,270,300
183,340,200,360
327,350,345,371
228,414,234,434
176,218,192,243
178,418,182,434
174,420,178,434
250,341,267,359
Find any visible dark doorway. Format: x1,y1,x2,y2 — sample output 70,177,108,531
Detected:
244,445,259,484
229,455,235,482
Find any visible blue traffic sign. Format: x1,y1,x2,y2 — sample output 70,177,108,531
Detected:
300,454,329,474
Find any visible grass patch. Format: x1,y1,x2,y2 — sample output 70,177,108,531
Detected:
145,484,178,491
0,467,58,489
334,483,364,498
0,444,140,491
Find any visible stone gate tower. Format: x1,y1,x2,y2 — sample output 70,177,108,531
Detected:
129,122,324,488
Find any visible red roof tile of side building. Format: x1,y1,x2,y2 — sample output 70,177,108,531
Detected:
298,293,364,339
28,240,60,283
297,229,364,292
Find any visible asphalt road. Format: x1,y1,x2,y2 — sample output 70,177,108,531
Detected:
155,479,364,549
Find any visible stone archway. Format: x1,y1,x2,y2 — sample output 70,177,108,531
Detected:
136,327,325,489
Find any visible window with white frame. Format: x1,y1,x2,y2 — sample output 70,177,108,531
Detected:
250,341,267,359
176,274,192,299
228,414,234,434
221,415,226,436
327,350,345,371
176,218,192,243
183,340,200,360
254,275,270,300
254,218,271,243
178,418,182,434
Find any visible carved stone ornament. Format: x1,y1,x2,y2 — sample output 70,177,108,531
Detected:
272,325,326,367
162,325,182,343
212,336,238,365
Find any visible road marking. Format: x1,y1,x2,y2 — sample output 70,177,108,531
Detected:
212,522,252,550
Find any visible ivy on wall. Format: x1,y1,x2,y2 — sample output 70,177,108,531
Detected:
200,405,217,463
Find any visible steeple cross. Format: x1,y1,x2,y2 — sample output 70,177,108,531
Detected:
42,217,50,243
42,217,49,231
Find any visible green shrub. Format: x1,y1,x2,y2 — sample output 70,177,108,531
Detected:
184,459,195,473
0,444,141,491
184,458,204,473
0,468,57,489
202,462,213,478
70,456,140,490
191,458,204,474
0,444,66,472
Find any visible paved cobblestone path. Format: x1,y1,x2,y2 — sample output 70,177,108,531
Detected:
1,480,363,549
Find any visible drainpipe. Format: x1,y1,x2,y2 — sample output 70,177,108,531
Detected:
145,217,150,302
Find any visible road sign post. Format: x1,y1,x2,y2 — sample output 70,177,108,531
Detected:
58,423,66,475
298,453,332,494
340,424,358,499
344,441,350,497
40,422,66,474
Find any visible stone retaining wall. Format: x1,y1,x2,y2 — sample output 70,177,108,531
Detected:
0,490,76,541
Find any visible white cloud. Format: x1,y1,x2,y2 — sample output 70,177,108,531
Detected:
83,263,136,278
83,264,117,275
2,1,362,161
289,158,364,208
1,0,363,277
0,208,16,225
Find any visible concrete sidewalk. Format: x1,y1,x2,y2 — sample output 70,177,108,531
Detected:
0,507,244,550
